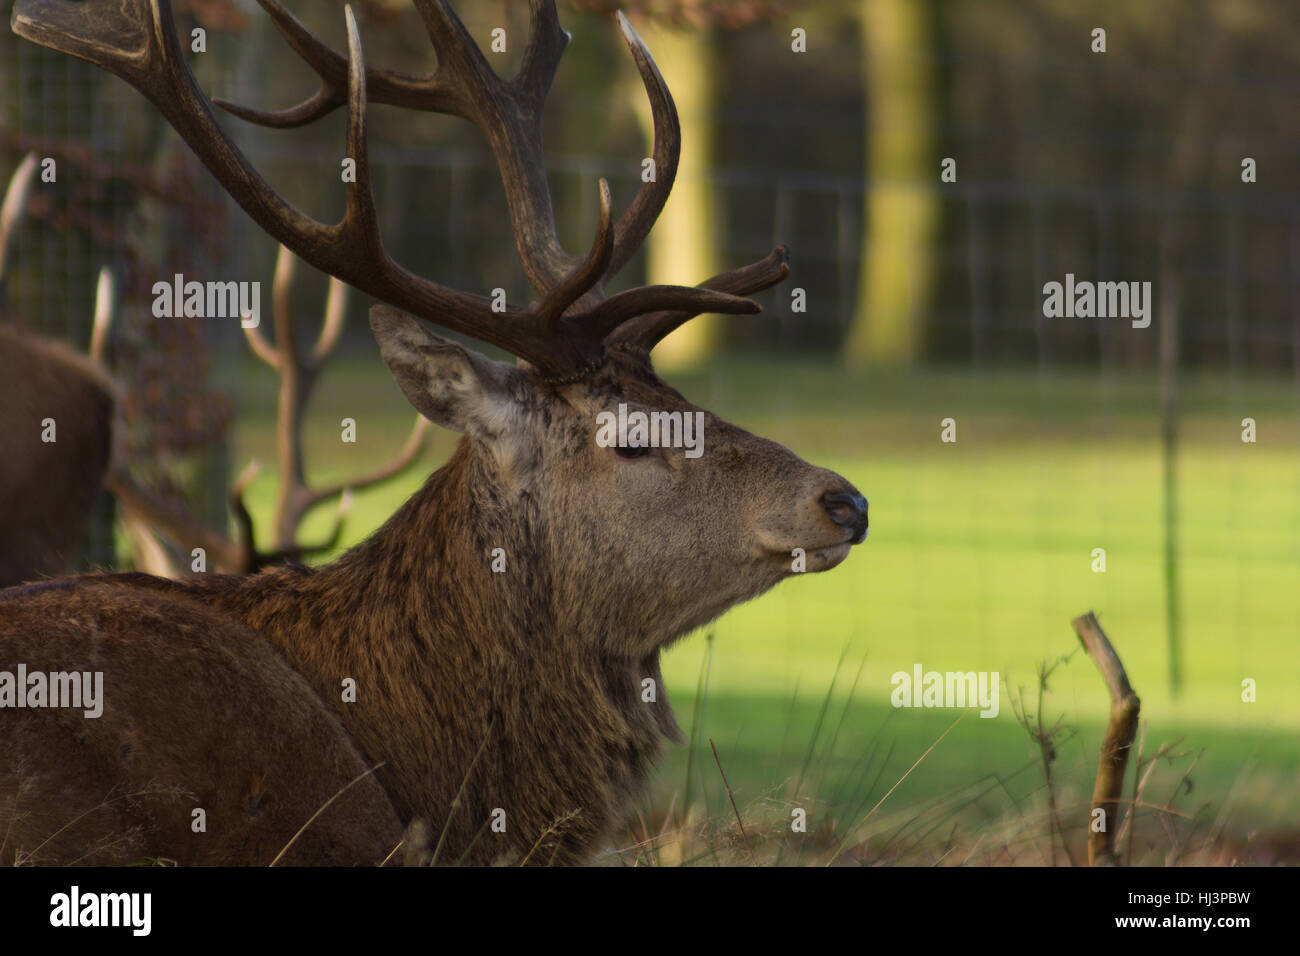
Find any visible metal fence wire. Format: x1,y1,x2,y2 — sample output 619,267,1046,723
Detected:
3,16,1299,572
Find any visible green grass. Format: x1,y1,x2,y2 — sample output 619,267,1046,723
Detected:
224,352,1300,853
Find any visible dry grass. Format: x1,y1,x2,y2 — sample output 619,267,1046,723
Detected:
602,635,1291,867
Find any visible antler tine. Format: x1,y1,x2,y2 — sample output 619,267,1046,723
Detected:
247,489,352,572
216,85,340,130
228,458,264,572
514,0,571,111
412,0,577,293
576,284,761,342
12,0,781,376
242,243,299,369
341,8,390,274
305,415,431,511
90,266,114,363
213,0,463,129
253,502,351,570
605,12,680,280
535,179,613,331
13,0,338,251
411,0,491,77
242,317,281,369
535,8,758,345
341,2,770,360
262,243,345,376
312,277,349,365
216,0,580,313
12,1,558,364
217,0,579,301
0,153,39,290
606,246,791,351
107,466,246,572
334,7,596,372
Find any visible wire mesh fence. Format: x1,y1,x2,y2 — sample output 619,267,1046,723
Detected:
4,9,1300,576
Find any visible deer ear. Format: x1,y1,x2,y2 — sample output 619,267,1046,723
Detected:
370,306,521,440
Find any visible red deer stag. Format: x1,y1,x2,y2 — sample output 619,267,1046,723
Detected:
2,0,869,866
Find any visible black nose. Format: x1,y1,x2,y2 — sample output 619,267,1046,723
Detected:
821,491,869,544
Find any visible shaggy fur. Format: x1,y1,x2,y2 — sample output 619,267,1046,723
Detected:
0,313,866,866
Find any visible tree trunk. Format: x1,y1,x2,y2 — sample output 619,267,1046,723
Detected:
627,21,719,370
846,0,939,366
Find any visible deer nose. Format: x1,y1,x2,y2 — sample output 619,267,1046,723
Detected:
821,491,869,544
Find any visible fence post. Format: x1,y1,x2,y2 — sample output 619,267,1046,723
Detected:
1159,204,1183,697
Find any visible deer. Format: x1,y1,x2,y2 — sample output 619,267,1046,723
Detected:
0,144,425,583
0,153,117,589
1,0,869,866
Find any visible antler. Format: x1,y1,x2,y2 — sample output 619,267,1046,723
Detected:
243,244,430,552
0,153,39,301
11,0,789,374
100,246,427,575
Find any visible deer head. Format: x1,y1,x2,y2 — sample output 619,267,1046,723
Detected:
372,305,866,658
11,0,867,619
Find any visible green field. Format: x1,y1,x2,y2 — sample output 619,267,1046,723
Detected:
226,352,1300,863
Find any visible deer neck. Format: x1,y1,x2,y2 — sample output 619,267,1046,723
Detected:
204,439,680,849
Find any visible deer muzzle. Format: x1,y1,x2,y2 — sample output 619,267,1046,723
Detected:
821,491,869,544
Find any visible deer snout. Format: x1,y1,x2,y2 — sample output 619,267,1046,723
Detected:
821,490,869,544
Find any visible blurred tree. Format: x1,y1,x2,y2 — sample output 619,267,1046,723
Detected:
623,18,720,369
845,0,939,366
569,0,798,30
576,1,801,368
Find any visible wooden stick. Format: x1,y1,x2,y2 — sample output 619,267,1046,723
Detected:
1072,611,1141,867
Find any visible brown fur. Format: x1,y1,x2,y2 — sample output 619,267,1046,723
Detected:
0,325,115,587
0,326,866,866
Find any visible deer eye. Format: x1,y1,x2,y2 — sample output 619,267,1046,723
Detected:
614,444,652,460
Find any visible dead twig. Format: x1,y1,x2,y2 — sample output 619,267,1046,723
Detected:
1073,611,1141,867
709,738,756,864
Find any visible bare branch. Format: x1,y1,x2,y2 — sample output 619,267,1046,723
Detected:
1073,611,1141,867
